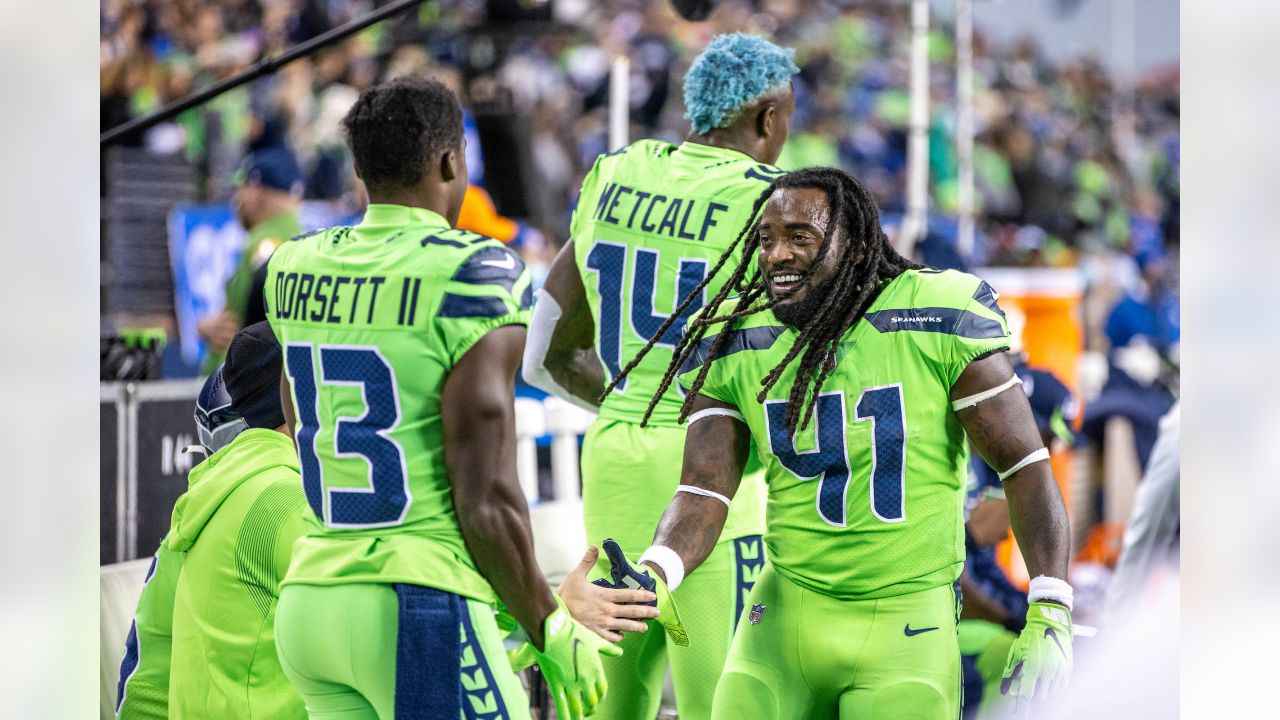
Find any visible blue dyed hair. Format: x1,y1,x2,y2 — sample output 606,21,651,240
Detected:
683,33,799,135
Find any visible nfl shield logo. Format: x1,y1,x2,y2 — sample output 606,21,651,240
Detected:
749,603,766,625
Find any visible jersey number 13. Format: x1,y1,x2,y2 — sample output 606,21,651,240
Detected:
285,343,410,528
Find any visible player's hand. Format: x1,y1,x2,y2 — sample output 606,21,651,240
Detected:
557,545,659,642
197,310,240,353
531,595,621,720
1000,601,1073,711
591,538,690,646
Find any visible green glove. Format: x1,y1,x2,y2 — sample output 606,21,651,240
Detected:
1000,601,1073,711
591,538,689,646
531,595,622,720
648,571,688,647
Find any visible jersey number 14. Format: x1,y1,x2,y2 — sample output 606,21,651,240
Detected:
765,385,907,527
584,241,708,390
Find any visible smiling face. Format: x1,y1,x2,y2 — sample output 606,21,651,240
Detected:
757,186,849,327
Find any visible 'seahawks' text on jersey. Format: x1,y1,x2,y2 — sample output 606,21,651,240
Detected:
677,269,1012,600
572,140,784,427
265,204,532,602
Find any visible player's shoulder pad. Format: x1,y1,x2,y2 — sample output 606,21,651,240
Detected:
904,267,1000,309
288,227,329,243
592,139,674,177
739,161,786,185
450,241,528,292
860,268,1007,340
678,297,787,376
438,237,533,319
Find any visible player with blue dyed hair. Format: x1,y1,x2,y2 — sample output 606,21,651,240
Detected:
523,33,798,720
683,33,799,136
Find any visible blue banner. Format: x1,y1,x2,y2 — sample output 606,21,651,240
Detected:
167,202,363,366
167,205,244,365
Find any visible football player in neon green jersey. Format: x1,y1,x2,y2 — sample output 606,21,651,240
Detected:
115,323,311,719
265,76,656,720
602,167,1074,719
521,34,799,720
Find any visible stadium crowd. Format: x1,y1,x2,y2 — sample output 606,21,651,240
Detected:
100,0,1179,345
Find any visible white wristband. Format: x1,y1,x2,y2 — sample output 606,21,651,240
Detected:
638,545,686,592
686,407,746,425
677,484,731,508
1028,575,1074,611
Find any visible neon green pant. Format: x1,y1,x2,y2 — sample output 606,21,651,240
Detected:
582,418,767,720
589,534,764,720
712,566,961,720
957,620,1016,719
275,583,529,719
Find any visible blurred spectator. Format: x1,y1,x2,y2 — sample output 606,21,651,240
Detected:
197,147,302,374
102,0,1177,386
1105,403,1180,622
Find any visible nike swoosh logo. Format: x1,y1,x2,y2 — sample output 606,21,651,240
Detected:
480,255,517,270
1044,627,1067,658
572,638,582,681
904,624,939,637
1001,661,1024,694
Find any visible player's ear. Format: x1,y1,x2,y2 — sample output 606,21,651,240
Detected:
756,101,777,140
440,148,460,183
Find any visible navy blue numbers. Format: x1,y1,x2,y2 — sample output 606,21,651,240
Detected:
286,344,409,528
765,385,909,526
584,241,708,391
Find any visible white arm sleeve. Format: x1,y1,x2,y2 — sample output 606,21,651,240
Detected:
520,289,599,413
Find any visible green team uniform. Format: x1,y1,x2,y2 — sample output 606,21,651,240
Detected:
569,140,777,720
204,211,302,374
676,268,1011,719
265,204,534,720
115,428,312,719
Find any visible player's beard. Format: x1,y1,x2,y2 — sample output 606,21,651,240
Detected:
770,273,837,329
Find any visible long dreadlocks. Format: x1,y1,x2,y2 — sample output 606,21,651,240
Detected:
600,166,920,434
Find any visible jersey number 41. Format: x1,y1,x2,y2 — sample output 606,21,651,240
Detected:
765,385,907,527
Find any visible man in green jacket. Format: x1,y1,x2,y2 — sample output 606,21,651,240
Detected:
199,148,303,374
115,321,312,719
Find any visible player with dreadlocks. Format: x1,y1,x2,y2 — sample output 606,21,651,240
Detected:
596,166,1076,718
523,33,799,720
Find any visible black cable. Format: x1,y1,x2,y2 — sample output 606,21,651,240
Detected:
100,0,430,148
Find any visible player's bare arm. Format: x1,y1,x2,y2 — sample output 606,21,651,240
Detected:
522,239,606,410
640,394,751,584
444,324,652,647
952,350,1070,584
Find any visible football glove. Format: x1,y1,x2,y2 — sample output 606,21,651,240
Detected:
591,538,689,646
1000,601,1073,711
530,595,621,720
493,601,539,673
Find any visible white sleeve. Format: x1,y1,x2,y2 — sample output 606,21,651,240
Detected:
520,289,599,414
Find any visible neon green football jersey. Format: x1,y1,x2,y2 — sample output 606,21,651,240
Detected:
677,268,1012,600
571,140,780,546
265,204,532,602
571,140,784,427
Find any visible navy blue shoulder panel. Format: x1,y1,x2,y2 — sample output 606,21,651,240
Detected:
438,294,510,319
451,245,526,292
862,307,1005,340
679,325,787,376
289,228,323,243
972,280,1006,319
